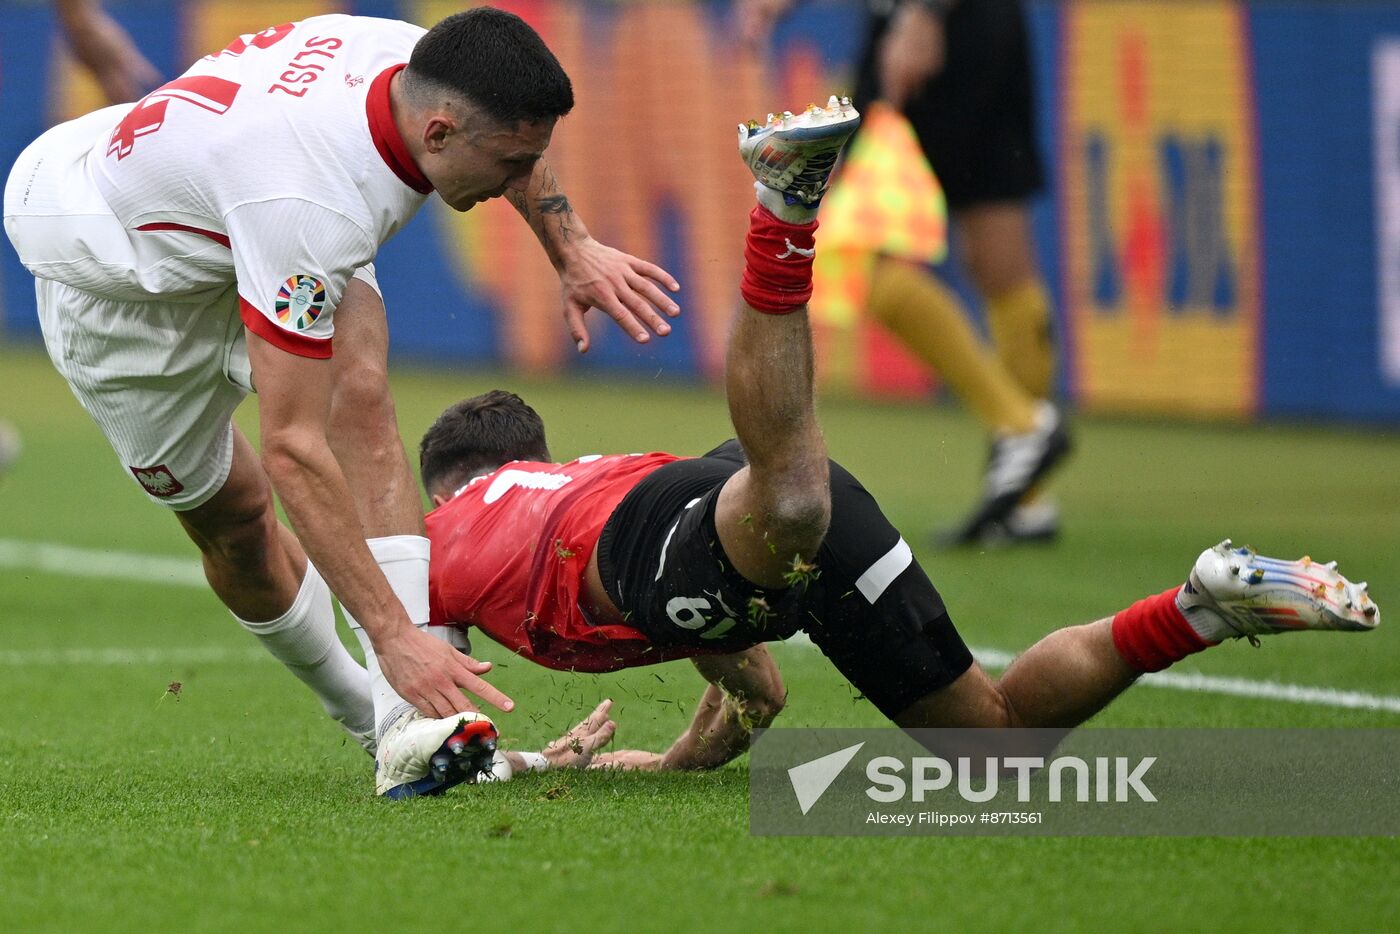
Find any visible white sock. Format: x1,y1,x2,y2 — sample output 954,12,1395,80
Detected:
341,535,433,738
755,180,820,224
234,563,374,734
1175,575,1232,643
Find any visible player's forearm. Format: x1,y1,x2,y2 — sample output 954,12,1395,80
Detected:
658,684,754,770
54,0,99,34
261,432,412,643
505,159,591,271
53,0,120,70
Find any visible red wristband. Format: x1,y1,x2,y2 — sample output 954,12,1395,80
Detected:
740,205,818,314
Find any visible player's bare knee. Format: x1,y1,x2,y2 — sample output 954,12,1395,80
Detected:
756,467,831,559
895,667,1021,729
333,360,391,408
329,367,398,444
761,494,829,563
787,487,832,543
988,684,1023,729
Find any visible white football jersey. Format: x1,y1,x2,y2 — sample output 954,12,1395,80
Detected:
6,14,432,359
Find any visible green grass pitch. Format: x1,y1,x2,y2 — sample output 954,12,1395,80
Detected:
2,344,1398,932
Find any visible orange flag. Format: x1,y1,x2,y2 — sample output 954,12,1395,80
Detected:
811,101,948,329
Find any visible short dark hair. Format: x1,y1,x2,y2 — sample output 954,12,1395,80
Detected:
406,7,574,124
420,390,551,496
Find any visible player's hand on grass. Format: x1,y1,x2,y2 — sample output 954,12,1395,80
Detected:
878,2,946,111
541,699,618,769
375,624,514,718
559,238,680,353
589,749,664,771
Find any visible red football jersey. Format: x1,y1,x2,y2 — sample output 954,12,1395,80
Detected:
428,453,701,672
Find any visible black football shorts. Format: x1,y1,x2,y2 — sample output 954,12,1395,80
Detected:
853,0,1045,210
596,440,974,718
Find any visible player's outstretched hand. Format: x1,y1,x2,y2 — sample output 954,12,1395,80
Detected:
560,237,680,353
375,624,515,718
878,2,946,111
542,699,618,769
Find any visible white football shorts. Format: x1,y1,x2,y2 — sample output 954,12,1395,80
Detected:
33,263,381,512
36,277,247,509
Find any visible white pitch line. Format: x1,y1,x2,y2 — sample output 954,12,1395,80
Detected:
0,646,267,667
6,538,1400,715
778,634,1400,716
958,644,1400,714
0,537,206,587
1136,669,1400,714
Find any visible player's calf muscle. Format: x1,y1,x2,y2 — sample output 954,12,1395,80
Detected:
178,472,277,552
185,505,278,563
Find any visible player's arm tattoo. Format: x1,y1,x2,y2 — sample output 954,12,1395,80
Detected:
537,193,571,215
532,166,577,245
507,161,579,249
505,188,530,222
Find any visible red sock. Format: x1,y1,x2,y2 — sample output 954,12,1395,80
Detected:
1111,586,1215,673
740,205,817,314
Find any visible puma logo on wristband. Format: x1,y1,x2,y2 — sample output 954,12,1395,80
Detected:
777,238,816,260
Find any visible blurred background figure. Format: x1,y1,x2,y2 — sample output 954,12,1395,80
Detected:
742,0,1069,548
0,0,160,477
54,0,160,103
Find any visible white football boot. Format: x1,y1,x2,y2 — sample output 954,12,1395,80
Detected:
738,96,861,223
1179,540,1380,643
375,709,500,800
1003,499,1061,543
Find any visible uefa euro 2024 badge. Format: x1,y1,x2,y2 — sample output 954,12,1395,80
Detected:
275,274,327,331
